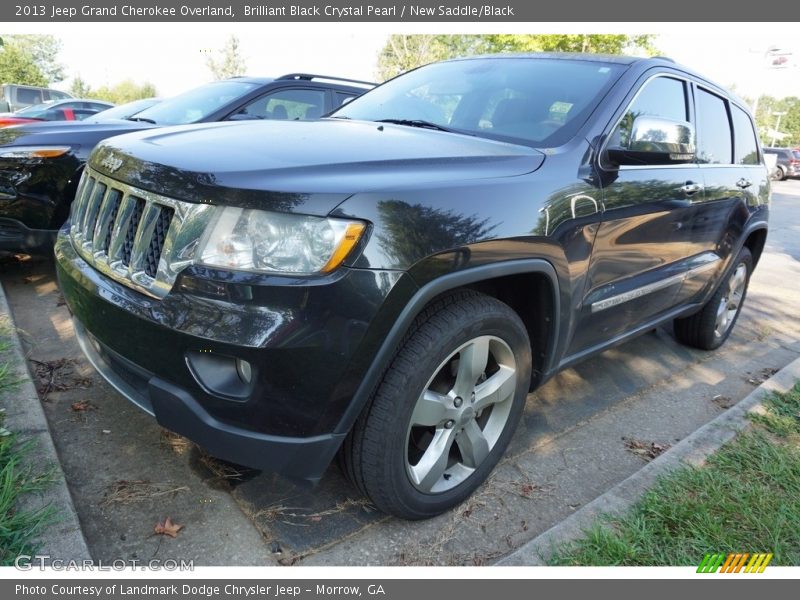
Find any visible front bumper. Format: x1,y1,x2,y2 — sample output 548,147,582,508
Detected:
73,319,345,483
55,227,411,483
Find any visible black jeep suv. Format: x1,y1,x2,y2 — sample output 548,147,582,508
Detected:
56,54,769,519
0,74,372,253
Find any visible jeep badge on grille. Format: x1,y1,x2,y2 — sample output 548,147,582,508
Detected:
99,153,123,173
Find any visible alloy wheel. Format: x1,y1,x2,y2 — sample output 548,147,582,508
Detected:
404,335,517,494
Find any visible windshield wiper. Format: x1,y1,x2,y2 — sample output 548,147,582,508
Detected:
126,116,157,124
376,118,462,134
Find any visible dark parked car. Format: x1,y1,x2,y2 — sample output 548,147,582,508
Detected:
0,74,373,253
763,147,800,180
83,98,162,123
56,54,769,519
0,99,116,127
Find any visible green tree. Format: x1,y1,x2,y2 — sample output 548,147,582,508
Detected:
481,34,657,55
0,43,48,86
90,79,157,104
0,34,64,84
742,94,800,147
376,34,658,81
376,35,484,80
69,74,92,98
205,34,247,80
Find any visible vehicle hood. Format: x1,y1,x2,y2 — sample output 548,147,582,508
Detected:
0,119,157,156
91,119,545,216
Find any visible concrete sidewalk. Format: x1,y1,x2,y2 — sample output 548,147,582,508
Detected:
498,353,800,565
0,277,91,562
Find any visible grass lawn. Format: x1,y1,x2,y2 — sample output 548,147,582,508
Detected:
549,382,800,566
0,317,56,566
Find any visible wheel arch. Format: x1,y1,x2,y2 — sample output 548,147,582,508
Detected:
333,259,561,436
743,226,768,268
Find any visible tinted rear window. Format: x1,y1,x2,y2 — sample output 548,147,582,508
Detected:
731,105,759,165
696,89,733,164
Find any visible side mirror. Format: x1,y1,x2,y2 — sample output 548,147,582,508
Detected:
606,116,695,166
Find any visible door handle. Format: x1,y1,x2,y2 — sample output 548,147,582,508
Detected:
680,182,703,195
736,178,752,189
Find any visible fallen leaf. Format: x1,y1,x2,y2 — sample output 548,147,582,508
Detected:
70,400,96,412
745,367,779,386
623,437,672,461
712,395,735,409
31,357,93,401
154,517,184,538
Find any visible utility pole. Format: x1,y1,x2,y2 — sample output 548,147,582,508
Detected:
771,111,787,147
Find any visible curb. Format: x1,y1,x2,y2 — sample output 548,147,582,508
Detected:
497,353,800,566
0,280,91,561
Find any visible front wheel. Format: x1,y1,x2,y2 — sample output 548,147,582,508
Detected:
340,291,531,519
674,247,753,350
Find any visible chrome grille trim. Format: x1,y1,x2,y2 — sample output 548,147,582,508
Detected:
70,167,216,299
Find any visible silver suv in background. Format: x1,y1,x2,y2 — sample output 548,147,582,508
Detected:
763,147,800,180
0,84,73,112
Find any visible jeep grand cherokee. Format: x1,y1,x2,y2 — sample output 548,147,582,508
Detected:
56,54,769,519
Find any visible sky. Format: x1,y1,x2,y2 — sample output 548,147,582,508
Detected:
4,23,800,102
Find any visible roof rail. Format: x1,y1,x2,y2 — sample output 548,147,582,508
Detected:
277,73,376,87
652,56,676,63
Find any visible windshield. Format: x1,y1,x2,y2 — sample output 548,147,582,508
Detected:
332,57,625,146
15,102,53,117
89,98,160,121
131,80,260,125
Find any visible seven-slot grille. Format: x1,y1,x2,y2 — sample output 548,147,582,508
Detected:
69,167,194,298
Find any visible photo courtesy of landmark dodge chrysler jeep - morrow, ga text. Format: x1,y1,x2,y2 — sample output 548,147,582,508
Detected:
55,54,769,519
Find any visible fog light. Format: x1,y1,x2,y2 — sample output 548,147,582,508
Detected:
185,350,254,401
235,358,252,384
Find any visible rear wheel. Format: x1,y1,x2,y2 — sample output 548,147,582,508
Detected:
771,165,787,181
340,291,531,519
674,247,752,350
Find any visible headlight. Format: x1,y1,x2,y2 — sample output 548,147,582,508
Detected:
0,145,71,159
197,207,366,274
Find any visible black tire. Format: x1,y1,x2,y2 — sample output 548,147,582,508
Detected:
674,247,753,350
340,291,531,519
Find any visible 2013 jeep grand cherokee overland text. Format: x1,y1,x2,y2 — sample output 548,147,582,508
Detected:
56,54,769,519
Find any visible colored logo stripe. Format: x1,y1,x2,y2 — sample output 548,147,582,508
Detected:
697,553,773,573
